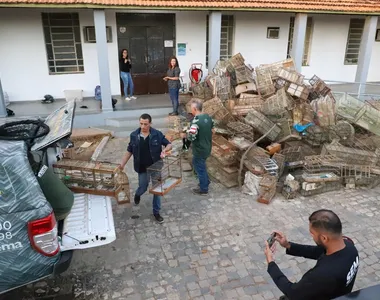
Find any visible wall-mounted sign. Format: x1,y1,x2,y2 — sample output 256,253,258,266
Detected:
164,40,173,47
119,27,126,33
177,43,186,56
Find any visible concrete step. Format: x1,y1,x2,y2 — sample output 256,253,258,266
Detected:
73,107,172,128
106,113,170,128
91,125,169,138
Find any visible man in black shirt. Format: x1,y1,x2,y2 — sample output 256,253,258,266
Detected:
119,114,172,223
265,209,359,300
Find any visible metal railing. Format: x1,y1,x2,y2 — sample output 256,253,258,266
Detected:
304,78,380,99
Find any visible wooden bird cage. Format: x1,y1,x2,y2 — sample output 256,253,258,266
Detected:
147,156,182,196
228,53,245,68
235,65,254,84
309,75,331,96
53,160,130,204
257,175,277,204
277,68,304,85
227,121,255,142
287,83,309,101
257,58,296,80
202,97,225,116
244,110,281,142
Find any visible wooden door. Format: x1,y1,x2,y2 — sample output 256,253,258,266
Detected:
129,26,149,95
116,13,175,95
147,26,168,94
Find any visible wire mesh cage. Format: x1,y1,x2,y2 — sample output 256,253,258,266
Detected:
303,155,343,174
244,109,281,141
321,140,379,165
208,75,232,101
53,160,131,204
334,93,365,122
272,153,285,178
202,97,225,116
211,141,238,167
304,125,329,147
179,93,193,105
166,115,188,132
191,82,214,100
310,95,336,127
147,156,182,196
235,65,254,84
228,53,245,68
257,58,296,80
227,121,255,142
255,67,276,98
328,121,355,146
261,88,294,116
257,175,277,204
299,180,343,197
280,146,304,167
308,75,331,96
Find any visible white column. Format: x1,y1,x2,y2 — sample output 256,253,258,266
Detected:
94,9,113,112
208,12,222,74
355,16,378,92
0,77,6,118
290,13,308,72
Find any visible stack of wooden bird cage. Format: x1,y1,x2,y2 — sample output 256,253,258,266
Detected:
207,135,239,187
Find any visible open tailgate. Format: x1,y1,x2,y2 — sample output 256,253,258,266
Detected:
60,193,116,251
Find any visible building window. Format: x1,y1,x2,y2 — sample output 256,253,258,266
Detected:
286,17,313,66
267,27,280,39
344,19,365,65
206,15,234,68
84,26,113,43
42,13,84,74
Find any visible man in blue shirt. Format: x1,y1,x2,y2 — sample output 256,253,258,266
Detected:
119,113,172,223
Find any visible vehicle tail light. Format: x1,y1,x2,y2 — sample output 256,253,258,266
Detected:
28,212,60,257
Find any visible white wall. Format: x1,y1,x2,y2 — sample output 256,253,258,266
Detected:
301,14,357,82
1,8,380,102
175,11,208,86
234,12,292,67
0,8,120,102
368,19,380,82
0,8,207,102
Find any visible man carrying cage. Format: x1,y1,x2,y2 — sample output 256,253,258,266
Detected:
119,113,172,223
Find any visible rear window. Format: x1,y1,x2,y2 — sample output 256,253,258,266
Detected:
0,165,16,208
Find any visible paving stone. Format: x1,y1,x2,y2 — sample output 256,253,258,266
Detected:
4,147,380,300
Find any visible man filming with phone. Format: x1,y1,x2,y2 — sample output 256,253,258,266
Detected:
264,209,359,300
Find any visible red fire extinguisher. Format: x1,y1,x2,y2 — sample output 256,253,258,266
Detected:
189,63,203,86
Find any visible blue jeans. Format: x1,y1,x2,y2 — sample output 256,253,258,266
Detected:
169,88,179,113
120,71,134,97
136,172,161,215
192,156,209,192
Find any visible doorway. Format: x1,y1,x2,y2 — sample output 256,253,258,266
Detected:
116,13,176,95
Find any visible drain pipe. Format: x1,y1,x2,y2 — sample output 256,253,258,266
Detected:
0,78,6,118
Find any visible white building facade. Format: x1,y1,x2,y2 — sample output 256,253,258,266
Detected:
0,2,379,112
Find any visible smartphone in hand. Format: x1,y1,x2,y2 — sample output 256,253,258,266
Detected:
267,232,277,248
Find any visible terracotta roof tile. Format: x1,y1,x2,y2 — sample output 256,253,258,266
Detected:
1,0,380,14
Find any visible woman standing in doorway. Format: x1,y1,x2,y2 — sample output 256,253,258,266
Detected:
119,49,137,101
164,56,181,116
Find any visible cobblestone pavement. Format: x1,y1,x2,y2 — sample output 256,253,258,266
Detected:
2,138,380,300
